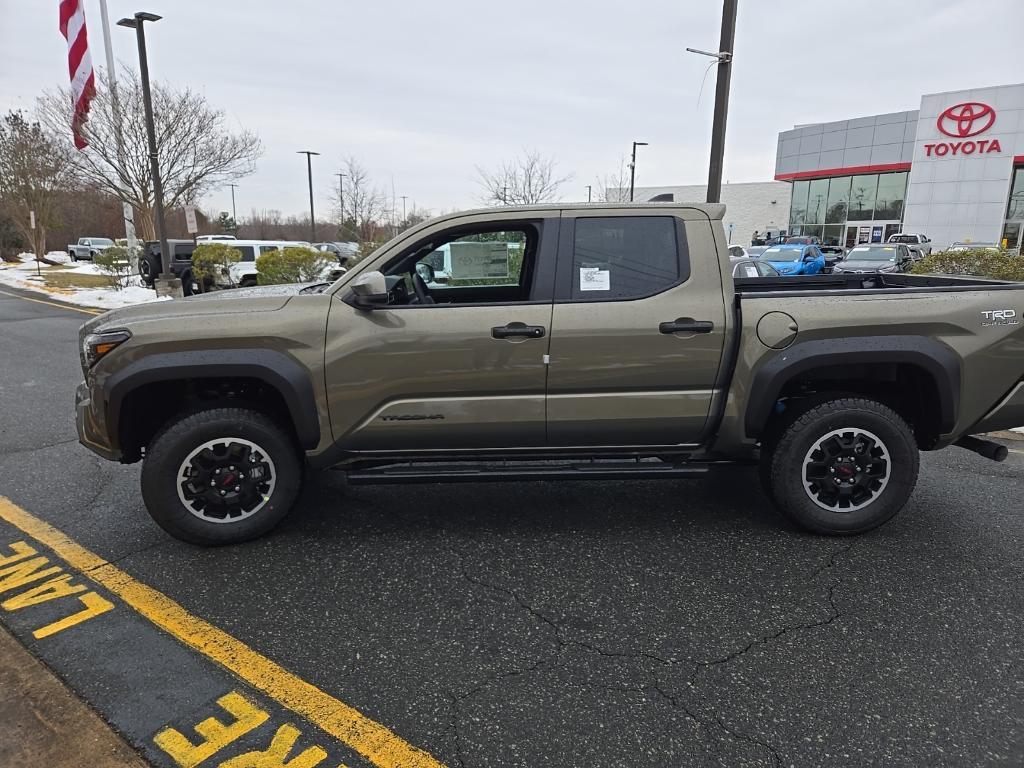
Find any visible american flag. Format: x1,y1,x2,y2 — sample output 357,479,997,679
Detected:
58,0,96,149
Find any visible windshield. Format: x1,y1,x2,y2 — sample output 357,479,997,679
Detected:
847,246,896,261
760,247,803,262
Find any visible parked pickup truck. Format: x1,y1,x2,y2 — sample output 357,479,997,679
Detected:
75,203,1024,545
68,237,115,262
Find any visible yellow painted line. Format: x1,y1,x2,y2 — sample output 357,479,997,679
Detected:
0,497,446,768
0,288,102,315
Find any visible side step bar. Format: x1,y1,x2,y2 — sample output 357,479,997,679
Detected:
346,462,712,485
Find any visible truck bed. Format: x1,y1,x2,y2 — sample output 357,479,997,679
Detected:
733,273,1017,296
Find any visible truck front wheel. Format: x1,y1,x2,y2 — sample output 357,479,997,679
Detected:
141,408,302,545
764,397,919,535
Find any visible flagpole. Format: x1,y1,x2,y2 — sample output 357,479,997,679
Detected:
97,0,138,262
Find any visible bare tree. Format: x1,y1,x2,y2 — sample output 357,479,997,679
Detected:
595,156,631,203
475,149,572,206
330,157,388,243
37,67,261,240
0,110,74,259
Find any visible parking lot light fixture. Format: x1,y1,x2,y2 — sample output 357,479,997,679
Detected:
118,12,179,296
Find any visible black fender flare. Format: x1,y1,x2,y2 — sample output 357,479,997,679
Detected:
744,335,961,438
103,349,321,450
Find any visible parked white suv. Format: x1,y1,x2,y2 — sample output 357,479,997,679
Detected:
887,233,931,259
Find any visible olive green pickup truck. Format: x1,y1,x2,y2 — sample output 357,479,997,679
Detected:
76,204,1024,545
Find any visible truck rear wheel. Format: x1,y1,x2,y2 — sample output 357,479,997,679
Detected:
764,397,919,535
141,408,302,545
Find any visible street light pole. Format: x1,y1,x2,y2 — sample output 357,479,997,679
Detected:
227,183,238,223
117,12,178,297
298,150,320,242
586,185,592,203
400,195,408,224
705,0,738,204
629,141,648,202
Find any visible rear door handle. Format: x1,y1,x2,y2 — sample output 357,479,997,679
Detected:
492,322,546,340
659,318,714,334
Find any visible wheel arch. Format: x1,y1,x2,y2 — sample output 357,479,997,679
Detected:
745,336,961,446
104,349,320,461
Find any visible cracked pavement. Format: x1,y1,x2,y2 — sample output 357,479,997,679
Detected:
2,287,1023,767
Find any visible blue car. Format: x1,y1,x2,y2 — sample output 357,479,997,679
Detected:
758,243,826,275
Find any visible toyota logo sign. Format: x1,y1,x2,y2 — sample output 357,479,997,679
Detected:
936,102,996,138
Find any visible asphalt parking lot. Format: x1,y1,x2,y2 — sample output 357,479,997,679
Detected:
1,284,1023,768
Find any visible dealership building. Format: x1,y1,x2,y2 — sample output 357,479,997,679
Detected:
774,82,1024,250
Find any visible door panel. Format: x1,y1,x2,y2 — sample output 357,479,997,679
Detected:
546,212,727,446
325,301,551,450
323,212,558,453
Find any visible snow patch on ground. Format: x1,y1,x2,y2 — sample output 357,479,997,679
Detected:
0,253,169,309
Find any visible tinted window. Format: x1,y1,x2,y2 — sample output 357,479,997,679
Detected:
235,246,255,262
805,179,829,225
1006,167,1024,220
848,174,878,221
571,217,680,300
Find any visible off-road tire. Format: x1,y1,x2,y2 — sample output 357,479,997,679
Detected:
764,397,919,535
141,408,302,545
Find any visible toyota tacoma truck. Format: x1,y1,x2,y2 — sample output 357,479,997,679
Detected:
75,204,1024,545
68,236,115,262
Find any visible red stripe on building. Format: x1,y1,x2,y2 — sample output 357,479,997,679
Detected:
1014,155,1024,165
774,162,912,182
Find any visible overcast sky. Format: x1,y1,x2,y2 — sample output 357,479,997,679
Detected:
1,0,1021,220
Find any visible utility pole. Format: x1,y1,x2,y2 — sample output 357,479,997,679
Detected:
118,12,179,297
334,173,346,239
629,141,648,202
703,0,738,204
297,150,320,242
400,195,408,224
586,185,592,203
227,183,238,223
501,185,508,205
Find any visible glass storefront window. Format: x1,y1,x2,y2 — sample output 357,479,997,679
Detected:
802,224,824,239
822,224,844,247
790,180,809,226
875,172,907,220
825,176,850,224
805,179,829,225
847,175,877,221
1007,167,1024,221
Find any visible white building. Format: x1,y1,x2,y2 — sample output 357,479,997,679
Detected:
624,181,791,246
774,82,1024,250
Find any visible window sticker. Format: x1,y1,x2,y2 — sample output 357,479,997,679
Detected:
579,267,610,291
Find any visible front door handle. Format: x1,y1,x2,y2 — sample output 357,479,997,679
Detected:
492,322,546,340
659,318,714,334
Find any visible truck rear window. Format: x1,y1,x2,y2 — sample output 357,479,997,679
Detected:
571,217,682,300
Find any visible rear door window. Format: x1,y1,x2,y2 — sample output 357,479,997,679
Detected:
567,216,685,301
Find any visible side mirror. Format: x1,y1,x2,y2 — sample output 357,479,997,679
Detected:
350,270,388,308
414,262,436,284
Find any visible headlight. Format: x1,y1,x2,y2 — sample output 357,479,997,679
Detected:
82,329,131,370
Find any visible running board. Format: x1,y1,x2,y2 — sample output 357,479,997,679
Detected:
346,461,712,485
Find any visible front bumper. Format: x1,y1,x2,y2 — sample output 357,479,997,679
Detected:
75,381,120,461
